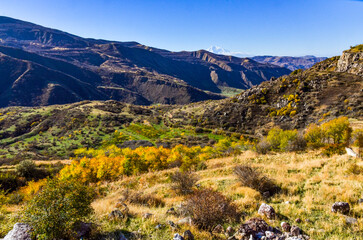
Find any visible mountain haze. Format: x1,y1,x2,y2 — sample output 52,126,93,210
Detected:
0,16,291,107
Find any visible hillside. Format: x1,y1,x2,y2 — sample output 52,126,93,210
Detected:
0,16,291,107
251,56,327,71
0,46,361,162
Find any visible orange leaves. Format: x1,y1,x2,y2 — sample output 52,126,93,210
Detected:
60,144,214,183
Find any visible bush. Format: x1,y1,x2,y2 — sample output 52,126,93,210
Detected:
15,160,37,179
286,133,307,152
0,173,25,192
234,165,280,195
266,127,297,151
255,138,271,154
121,190,165,207
170,171,199,195
321,117,351,144
185,189,239,230
304,123,324,149
321,143,345,157
23,178,94,240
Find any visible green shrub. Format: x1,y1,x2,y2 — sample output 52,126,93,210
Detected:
321,117,351,144
266,127,297,151
15,160,37,179
23,178,94,240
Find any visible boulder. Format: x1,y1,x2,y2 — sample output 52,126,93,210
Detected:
168,221,179,229
239,218,271,237
331,202,350,214
258,203,276,219
2,223,32,240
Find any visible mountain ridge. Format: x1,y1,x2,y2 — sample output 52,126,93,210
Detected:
0,16,291,107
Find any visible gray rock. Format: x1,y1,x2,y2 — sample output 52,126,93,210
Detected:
183,230,194,240
74,222,93,239
331,202,350,214
155,224,164,230
3,223,32,240
346,217,358,224
265,231,275,238
286,237,303,240
167,207,176,215
173,233,184,240
258,203,276,219
358,198,363,204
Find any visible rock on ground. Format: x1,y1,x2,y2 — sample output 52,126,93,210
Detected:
331,202,350,214
2,223,32,240
258,203,276,219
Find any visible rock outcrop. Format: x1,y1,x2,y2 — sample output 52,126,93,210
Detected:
2,223,32,240
336,45,363,76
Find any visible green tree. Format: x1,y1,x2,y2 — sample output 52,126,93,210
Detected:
23,178,94,240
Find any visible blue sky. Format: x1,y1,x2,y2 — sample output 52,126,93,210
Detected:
0,0,362,57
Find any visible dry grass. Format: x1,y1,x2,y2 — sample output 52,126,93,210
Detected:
89,151,363,239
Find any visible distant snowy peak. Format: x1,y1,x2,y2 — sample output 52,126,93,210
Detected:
206,46,250,57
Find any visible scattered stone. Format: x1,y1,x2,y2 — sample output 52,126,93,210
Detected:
258,203,276,219
239,218,271,237
109,209,125,220
213,224,224,233
168,220,179,229
226,226,235,236
346,217,358,225
331,202,350,214
173,233,184,240
285,201,290,204
265,231,275,238
286,237,303,240
155,224,164,230
281,222,291,232
290,226,301,236
295,218,302,223
167,207,176,215
142,213,153,219
358,198,363,204
183,230,194,240
2,223,32,240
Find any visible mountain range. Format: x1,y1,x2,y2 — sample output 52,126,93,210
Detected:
0,16,291,107
207,46,327,71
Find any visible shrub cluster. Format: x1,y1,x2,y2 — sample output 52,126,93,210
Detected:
234,165,280,195
185,188,239,230
170,171,199,195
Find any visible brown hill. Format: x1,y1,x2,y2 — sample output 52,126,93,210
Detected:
0,16,291,107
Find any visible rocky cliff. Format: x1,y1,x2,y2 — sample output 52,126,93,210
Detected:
336,44,363,76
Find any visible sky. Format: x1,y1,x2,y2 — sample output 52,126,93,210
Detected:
0,0,362,57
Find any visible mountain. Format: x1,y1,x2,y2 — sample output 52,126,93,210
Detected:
0,16,291,107
206,45,250,58
251,55,327,71
163,45,363,133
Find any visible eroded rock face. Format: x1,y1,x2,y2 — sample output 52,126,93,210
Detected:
2,223,32,240
336,51,363,76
